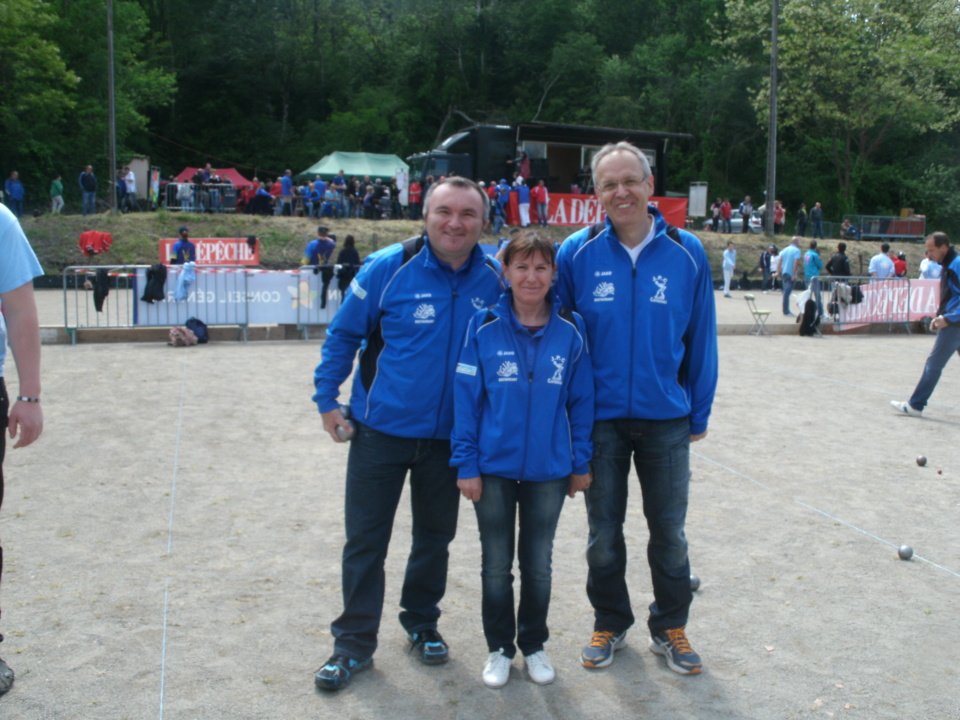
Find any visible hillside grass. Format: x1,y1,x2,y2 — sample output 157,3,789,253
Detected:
19,210,929,282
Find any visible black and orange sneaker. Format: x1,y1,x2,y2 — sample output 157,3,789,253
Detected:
649,626,702,675
580,630,627,668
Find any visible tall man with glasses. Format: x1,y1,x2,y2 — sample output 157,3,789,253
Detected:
557,142,718,676
311,177,503,691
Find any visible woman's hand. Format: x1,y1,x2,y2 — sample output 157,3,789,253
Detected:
457,476,483,502
568,472,592,498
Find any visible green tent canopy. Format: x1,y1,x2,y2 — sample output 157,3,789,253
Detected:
296,151,409,181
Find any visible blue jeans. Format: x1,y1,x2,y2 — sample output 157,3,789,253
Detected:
331,423,460,661
809,276,823,315
909,325,960,411
782,273,795,314
585,417,692,635
813,221,824,239
473,475,567,658
82,191,97,216
492,214,505,237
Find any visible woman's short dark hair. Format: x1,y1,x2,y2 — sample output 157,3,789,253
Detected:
343,234,355,248
501,230,556,267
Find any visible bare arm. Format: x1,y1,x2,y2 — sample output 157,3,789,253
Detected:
2,281,43,448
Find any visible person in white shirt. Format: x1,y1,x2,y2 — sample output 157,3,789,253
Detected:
919,248,942,279
722,242,737,297
868,242,895,280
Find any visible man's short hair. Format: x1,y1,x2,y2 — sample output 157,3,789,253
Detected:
591,142,652,188
809,240,818,249
881,243,890,253
422,176,488,216
928,231,950,248
838,242,847,252
318,225,329,235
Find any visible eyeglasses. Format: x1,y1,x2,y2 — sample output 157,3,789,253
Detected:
598,176,649,194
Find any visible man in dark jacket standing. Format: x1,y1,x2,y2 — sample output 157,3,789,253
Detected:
79,166,98,216
826,242,851,277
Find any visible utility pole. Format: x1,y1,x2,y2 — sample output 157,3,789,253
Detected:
107,0,118,215
765,0,779,236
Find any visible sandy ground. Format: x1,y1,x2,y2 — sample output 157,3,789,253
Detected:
0,289,958,718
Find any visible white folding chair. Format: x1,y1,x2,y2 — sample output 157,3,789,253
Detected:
744,294,771,336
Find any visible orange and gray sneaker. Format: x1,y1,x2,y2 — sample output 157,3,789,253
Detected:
580,630,627,668
649,626,702,675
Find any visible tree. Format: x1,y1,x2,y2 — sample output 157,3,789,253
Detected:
724,0,960,212
0,0,79,190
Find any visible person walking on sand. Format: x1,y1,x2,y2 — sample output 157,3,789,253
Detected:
891,232,960,417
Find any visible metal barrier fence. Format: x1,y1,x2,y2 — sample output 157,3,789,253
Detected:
160,183,238,213
62,263,362,342
840,215,925,242
64,265,250,343
811,275,939,333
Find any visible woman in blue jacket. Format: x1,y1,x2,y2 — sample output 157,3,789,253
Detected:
451,231,594,689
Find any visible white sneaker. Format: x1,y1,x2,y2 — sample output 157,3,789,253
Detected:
482,649,512,688
890,400,922,417
524,650,556,685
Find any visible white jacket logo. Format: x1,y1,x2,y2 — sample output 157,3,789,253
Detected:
593,281,615,302
497,360,519,381
548,355,566,385
651,275,668,304
471,297,487,310
413,303,436,323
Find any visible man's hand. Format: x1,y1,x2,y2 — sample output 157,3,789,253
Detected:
320,407,351,443
568,472,592,498
932,315,948,332
690,431,708,443
457,476,483,502
8,400,43,449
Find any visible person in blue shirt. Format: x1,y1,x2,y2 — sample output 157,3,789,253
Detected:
311,177,503,692
0,203,45,696
4,172,25,219
556,142,717,677
452,231,594,688
302,226,337,309
778,237,803,316
803,240,824,315
170,226,196,264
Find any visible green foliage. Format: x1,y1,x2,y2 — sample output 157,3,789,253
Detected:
4,0,960,235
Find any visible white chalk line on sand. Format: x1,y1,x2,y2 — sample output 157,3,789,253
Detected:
158,355,188,720
693,452,960,580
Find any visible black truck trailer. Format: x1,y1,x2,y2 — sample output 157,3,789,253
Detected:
407,121,691,196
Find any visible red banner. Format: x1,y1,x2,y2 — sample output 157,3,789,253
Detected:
159,238,260,265
839,279,940,328
506,194,688,230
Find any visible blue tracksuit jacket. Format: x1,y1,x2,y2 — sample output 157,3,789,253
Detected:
556,208,718,435
450,290,594,482
312,236,503,439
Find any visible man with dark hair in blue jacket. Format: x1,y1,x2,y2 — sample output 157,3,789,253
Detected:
311,177,503,691
557,141,718,677
891,231,960,417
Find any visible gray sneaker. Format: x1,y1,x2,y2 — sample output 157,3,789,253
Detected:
580,630,627,669
890,400,922,417
0,657,13,696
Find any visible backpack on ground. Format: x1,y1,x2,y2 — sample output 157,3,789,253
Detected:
185,317,209,344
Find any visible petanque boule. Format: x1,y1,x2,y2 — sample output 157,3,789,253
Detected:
898,545,914,560
916,455,927,467
690,574,701,591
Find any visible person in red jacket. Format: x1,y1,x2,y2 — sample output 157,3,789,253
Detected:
530,179,550,227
